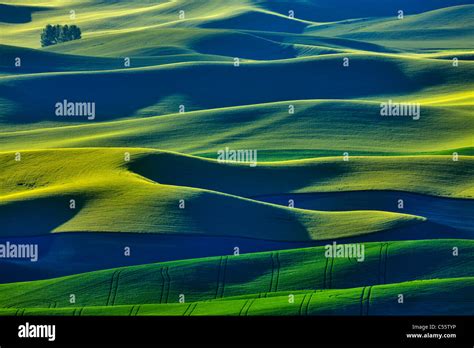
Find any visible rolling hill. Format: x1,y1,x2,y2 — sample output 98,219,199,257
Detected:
1,54,473,127
0,240,472,315
0,0,472,317
0,99,473,158
0,148,426,239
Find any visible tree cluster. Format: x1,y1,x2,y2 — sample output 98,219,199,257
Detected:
41,24,82,47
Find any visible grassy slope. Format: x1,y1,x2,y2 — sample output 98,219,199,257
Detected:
0,43,229,76
1,2,472,160
1,54,472,128
0,0,251,47
45,27,316,59
3,277,471,316
126,151,474,199
0,240,472,315
0,148,424,239
42,26,407,59
2,149,473,200
307,5,474,50
2,0,472,49
1,99,472,157
258,0,474,22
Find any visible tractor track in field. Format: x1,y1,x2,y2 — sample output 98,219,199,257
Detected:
378,243,389,284
238,298,255,316
106,270,116,306
166,267,171,303
215,256,223,298
106,270,122,306
366,286,373,315
269,252,281,292
275,252,281,292
239,299,250,316
323,257,329,289
72,306,83,316
133,305,141,316
328,255,335,289
215,256,228,298
183,303,192,316
128,305,135,316
160,266,171,303
269,253,275,292
360,286,373,316
244,299,255,316
184,302,198,316
298,294,307,315
305,292,315,315
160,267,166,303
360,286,366,316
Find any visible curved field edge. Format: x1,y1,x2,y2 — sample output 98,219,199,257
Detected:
0,239,471,310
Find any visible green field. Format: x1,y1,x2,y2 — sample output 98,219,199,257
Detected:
0,240,472,315
0,0,473,316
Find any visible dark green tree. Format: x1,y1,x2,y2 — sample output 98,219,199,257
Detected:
40,24,55,47
69,25,82,40
58,25,70,43
52,25,61,43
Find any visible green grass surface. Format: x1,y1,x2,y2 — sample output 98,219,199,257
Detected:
307,5,474,50
0,240,472,315
0,99,473,157
1,54,473,127
0,148,426,239
2,278,473,316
